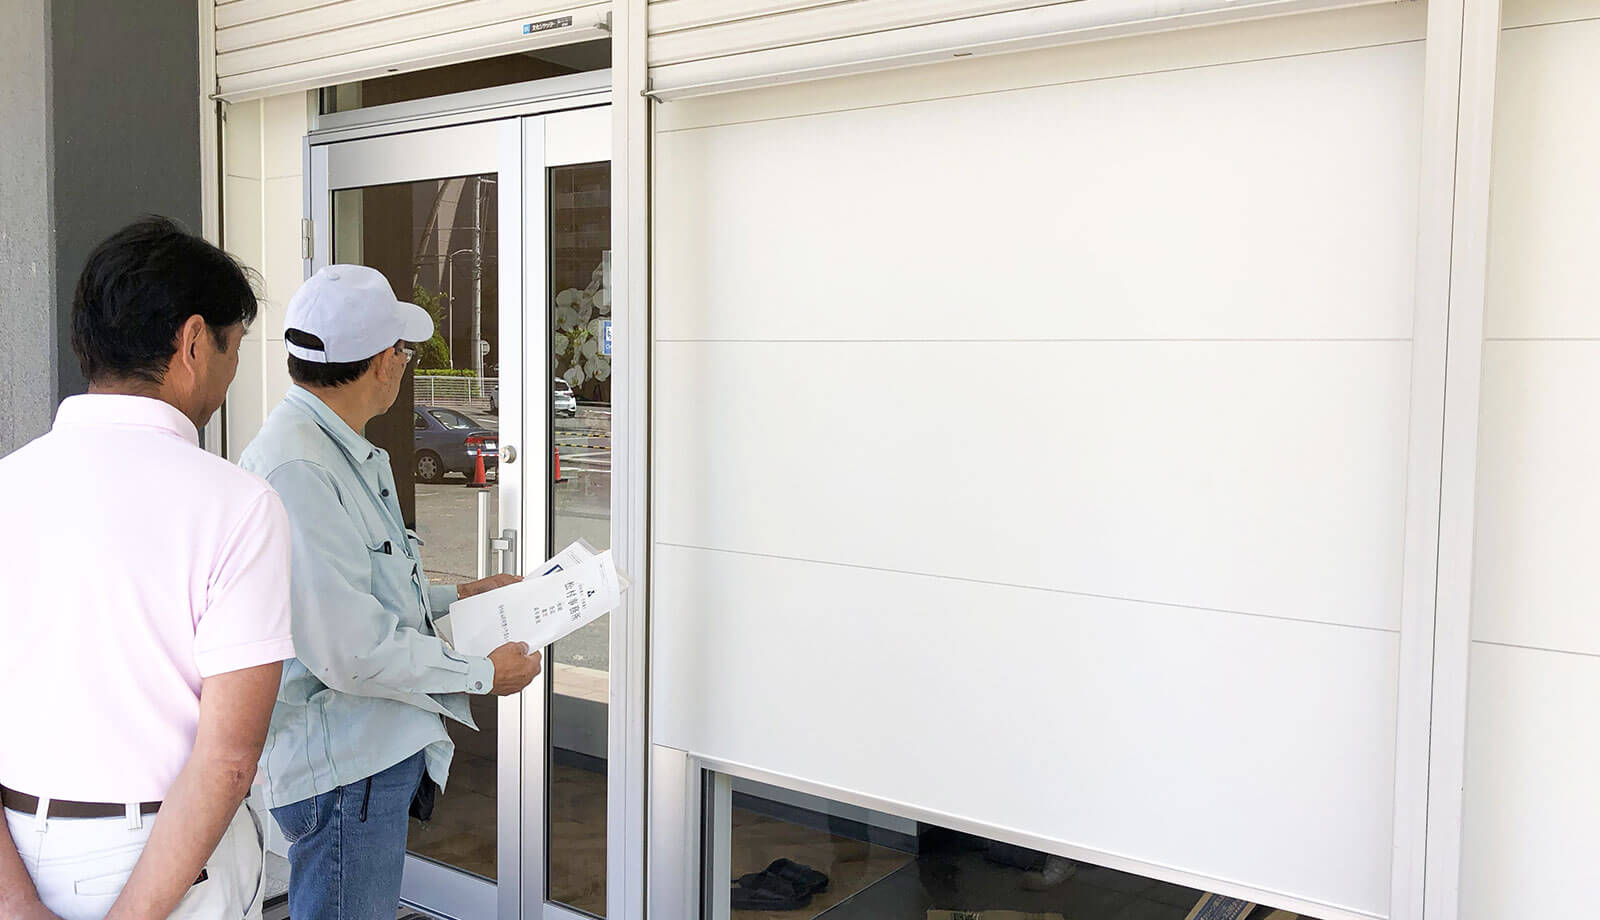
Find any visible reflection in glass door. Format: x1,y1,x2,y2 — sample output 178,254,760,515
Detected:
333,173,504,881
548,161,613,916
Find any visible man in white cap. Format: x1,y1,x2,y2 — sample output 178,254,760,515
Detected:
240,265,540,919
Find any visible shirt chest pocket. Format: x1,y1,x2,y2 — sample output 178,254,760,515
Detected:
368,543,426,629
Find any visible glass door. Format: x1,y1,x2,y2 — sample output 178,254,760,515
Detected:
531,108,614,920
312,117,531,920
309,105,612,919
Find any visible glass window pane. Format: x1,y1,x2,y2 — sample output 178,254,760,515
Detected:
547,161,612,916
320,40,612,114
705,773,1328,920
332,174,502,882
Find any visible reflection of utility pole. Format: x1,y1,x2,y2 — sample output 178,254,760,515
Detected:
444,249,473,368
471,176,484,380
471,176,499,382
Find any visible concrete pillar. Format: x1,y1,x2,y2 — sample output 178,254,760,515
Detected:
0,0,203,457
0,0,57,457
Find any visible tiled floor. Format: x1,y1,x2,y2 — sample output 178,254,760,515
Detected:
407,694,500,880
262,901,431,920
264,852,289,902
549,760,609,913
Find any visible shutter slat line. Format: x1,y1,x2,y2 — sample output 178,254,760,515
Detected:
648,0,1074,66
213,0,608,101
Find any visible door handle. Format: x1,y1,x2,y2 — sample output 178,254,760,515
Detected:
491,529,518,576
477,490,520,577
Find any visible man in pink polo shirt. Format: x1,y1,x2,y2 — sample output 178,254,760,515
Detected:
0,218,294,920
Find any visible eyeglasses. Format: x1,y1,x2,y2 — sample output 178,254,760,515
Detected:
399,345,417,365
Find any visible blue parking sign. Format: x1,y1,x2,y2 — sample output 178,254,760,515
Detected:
601,320,612,356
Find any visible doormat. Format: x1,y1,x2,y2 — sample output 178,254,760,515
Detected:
927,912,1067,920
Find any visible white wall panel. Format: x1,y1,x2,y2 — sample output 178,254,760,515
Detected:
1462,14,1600,918
222,93,307,456
1473,342,1600,654
653,544,1400,916
1483,17,1600,338
227,334,268,464
1460,642,1600,920
655,42,1422,343
262,176,303,337
656,339,1411,631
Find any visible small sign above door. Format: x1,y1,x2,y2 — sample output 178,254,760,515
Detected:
524,16,574,34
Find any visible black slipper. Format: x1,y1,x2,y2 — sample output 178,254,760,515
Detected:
734,859,830,897
730,871,812,911
763,858,830,896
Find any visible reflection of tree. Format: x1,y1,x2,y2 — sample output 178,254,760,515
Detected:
409,177,496,376
412,285,451,370
553,260,610,400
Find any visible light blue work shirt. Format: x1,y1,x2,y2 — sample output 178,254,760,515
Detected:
241,386,495,809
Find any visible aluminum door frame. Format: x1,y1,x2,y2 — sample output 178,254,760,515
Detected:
307,101,615,920
309,117,530,920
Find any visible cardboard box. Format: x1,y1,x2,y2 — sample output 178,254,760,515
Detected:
1184,893,1256,920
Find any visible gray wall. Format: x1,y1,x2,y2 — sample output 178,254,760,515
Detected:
50,0,204,401
0,0,203,456
0,0,57,457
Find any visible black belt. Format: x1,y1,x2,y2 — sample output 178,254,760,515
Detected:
0,785,161,819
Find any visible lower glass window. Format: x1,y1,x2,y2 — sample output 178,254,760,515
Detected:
703,774,1322,920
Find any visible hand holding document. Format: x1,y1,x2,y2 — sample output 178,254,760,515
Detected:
436,540,626,658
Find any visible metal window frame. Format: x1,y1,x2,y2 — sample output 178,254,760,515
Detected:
307,70,613,146
609,3,654,920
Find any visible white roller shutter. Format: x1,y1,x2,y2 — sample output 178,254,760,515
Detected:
214,0,611,102
651,5,1427,916
645,0,1403,99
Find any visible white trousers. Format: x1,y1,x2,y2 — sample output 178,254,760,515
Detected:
4,802,264,920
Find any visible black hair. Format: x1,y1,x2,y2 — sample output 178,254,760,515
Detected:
71,216,259,385
285,330,401,388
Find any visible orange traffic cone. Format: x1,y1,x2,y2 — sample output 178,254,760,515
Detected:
466,437,488,488
554,444,567,484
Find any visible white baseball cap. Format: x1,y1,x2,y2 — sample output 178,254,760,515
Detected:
284,265,434,363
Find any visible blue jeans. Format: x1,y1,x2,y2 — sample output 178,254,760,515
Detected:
270,750,426,920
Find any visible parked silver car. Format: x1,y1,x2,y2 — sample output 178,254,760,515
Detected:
488,378,578,417
553,378,578,418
